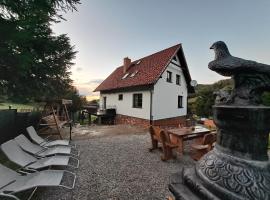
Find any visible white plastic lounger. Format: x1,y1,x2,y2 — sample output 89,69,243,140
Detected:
0,164,76,200
27,126,76,148
15,134,79,157
1,140,79,171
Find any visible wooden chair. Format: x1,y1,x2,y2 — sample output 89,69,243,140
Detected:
148,126,178,161
162,131,179,160
191,133,216,161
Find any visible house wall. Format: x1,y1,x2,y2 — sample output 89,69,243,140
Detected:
100,90,151,120
152,59,188,120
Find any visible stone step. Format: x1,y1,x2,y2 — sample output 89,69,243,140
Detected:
169,172,201,200
169,181,201,200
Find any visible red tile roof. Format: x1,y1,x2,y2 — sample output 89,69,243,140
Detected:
94,44,193,92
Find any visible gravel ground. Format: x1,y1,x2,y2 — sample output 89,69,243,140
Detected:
31,132,195,200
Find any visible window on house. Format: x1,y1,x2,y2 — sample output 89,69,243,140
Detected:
172,56,177,61
176,74,181,85
122,73,129,79
178,96,183,108
133,93,142,108
130,70,138,77
166,71,172,83
118,94,123,101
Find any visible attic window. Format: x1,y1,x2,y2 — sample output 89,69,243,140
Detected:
173,56,177,61
130,70,138,77
122,73,129,79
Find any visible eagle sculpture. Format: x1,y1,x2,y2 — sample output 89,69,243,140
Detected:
208,41,270,105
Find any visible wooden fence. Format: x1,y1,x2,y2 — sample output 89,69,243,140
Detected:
0,109,41,144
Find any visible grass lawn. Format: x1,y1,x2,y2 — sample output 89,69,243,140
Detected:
0,102,40,110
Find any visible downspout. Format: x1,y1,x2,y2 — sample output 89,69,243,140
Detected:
150,89,153,125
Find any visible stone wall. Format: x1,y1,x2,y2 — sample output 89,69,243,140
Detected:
115,114,150,128
153,116,186,127
115,114,186,128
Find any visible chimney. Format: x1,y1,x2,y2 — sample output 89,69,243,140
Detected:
123,57,131,73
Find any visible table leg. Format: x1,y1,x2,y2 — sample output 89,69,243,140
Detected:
177,137,184,156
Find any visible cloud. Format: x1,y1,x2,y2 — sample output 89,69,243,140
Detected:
86,79,103,84
76,67,83,72
73,78,104,101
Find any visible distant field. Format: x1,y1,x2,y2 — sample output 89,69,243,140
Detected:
0,102,41,111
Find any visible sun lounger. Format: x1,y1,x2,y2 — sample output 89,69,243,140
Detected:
0,164,76,200
27,126,75,148
14,134,79,158
1,140,79,171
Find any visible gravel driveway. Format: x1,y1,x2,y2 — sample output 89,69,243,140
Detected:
31,129,194,200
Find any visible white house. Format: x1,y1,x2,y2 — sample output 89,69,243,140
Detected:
94,44,194,127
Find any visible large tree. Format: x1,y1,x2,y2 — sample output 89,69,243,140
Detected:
191,79,233,117
0,0,80,102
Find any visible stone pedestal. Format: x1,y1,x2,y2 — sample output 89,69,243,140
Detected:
169,105,270,200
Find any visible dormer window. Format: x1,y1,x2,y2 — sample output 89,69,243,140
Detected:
122,73,129,79
130,70,138,77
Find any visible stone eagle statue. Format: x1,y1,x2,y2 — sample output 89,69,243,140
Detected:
208,41,270,105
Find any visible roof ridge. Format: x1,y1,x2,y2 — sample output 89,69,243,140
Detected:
114,43,181,69
131,43,181,63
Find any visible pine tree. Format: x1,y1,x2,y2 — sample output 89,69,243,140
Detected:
0,0,80,102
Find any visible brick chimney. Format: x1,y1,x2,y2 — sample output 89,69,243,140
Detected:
123,57,131,73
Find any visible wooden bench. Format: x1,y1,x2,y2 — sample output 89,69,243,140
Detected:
149,126,178,161
191,132,216,160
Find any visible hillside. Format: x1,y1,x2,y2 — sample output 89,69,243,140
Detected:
188,79,233,117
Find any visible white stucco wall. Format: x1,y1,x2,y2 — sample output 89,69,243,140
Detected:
152,60,188,120
100,90,151,120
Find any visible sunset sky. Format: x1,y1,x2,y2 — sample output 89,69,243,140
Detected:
52,0,270,100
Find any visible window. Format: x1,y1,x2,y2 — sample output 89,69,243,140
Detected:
178,96,183,108
133,93,142,108
176,74,181,85
118,94,123,101
130,70,138,77
122,73,129,79
166,71,172,83
172,56,177,61
103,96,107,109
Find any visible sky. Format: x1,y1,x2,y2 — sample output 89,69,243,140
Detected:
52,0,270,100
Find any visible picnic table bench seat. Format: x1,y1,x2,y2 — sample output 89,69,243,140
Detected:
191,132,216,160
149,126,178,161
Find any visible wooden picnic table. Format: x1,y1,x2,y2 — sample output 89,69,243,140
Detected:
167,126,211,156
